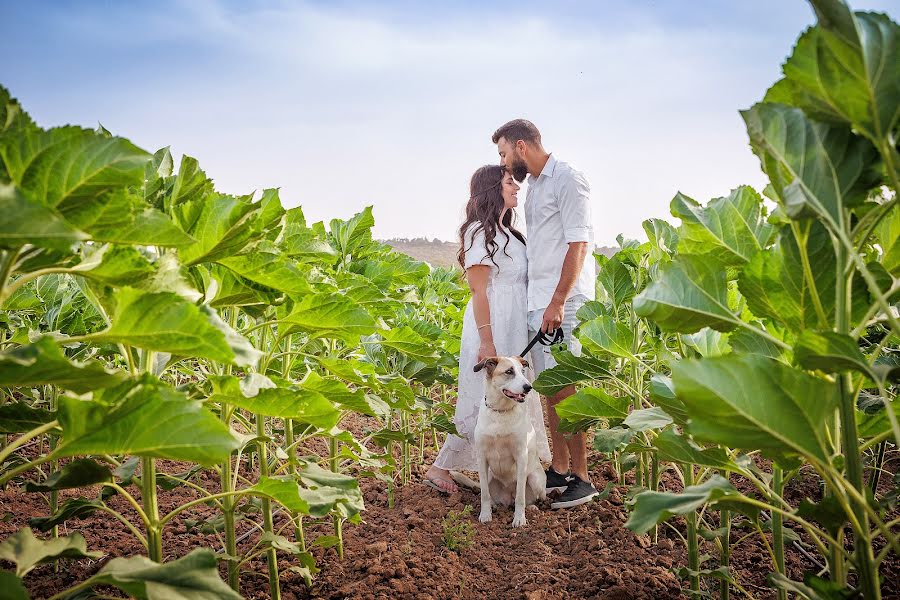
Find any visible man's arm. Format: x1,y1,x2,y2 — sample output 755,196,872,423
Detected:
540,242,589,332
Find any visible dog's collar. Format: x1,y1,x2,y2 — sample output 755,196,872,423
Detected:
484,396,516,413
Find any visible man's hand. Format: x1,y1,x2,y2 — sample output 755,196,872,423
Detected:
478,341,497,363
541,300,565,333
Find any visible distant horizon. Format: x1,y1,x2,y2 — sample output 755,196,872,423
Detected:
3,0,896,247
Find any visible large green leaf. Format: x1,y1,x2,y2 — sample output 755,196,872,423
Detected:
351,252,430,291
596,257,635,309
671,186,773,265
741,102,879,223
633,256,738,333
76,548,241,600
166,155,214,210
578,316,636,359
377,326,440,362
794,330,875,379
0,402,54,434
24,458,112,492
642,217,679,260
672,355,839,462
626,475,749,534
0,124,149,211
208,373,341,429
648,374,688,426
767,3,899,150
218,245,312,297
532,348,611,396
0,183,86,250
0,336,125,393
623,406,672,432
174,194,259,266
652,429,741,471
0,571,28,600
65,189,195,247
29,497,105,533
54,376,240,465
0,528,101,577
297,370,388,416
91,287,259,367
876,202,900,276
296,461,365,519
281,293,378,343
681,327,731,357
71,245,156,287
553,388,630,433
329,206,375,258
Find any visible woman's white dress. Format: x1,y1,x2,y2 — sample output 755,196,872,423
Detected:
433,223,551,471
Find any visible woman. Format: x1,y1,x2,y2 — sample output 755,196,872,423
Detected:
424,165,551,493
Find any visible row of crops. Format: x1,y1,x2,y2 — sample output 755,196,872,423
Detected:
0,77,471,597
1,0,898,597
536,1,899,597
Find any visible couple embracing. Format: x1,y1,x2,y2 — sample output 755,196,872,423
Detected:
424,119,599,510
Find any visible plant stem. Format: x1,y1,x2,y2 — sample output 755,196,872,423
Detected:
869,440,886,496
684,463,700,594
330,436,344,559
772,467,786,600
257,410,281,599
142,457,163,562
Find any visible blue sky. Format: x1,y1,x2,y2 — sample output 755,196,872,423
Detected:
3,0,897,244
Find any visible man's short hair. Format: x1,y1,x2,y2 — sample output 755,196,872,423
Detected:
491,119,541,146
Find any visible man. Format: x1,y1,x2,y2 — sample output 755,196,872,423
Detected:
493,119,599,508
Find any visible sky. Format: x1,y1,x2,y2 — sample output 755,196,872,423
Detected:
2,0,897,245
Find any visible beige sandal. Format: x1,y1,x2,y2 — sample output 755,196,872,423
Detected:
423,476,458,495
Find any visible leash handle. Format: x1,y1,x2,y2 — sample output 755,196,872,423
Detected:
519,328,564,358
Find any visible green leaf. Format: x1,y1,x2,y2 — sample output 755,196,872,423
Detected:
208,373,341,429
167,155,214,209
625,475,747,534
0,124,149,212
281,293,378,343
296,461,365,519
596,257,635,309
554,388,630,433
0,183,86,250
575,300,607,321
92,287,259,367
24,458,112,492
592,427,634,453
794,330,875,379
642,217,679,260
652,429,740,471
770,5,899,150
29,497,105,533
0,528,101,577
77,548,242,600
672,355,839,462
54,376,240,465
633,256,738,333
329,206,375,258
578,316,635,359
649,374,688,426
0,402,54,434
71,245,156,287
218,245,312,297
768,571,856,600
378,326,440,362
174,194,260,266
297,370,388,417
0,337,125,393
671,186,773,265
0,570,28,600
532,348,611,396
741,102,879,223
681,327,731,357
65,189,195,247
623,406,672,432
247,476,311,515
876,202,900,276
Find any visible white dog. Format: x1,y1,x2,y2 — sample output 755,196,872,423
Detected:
471,356,547,527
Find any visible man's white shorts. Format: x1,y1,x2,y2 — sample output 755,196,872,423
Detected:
527,294,588,380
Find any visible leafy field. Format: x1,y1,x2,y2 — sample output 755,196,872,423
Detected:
1,0,899,598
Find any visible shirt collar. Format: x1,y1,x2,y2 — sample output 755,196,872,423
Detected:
528,153,556,184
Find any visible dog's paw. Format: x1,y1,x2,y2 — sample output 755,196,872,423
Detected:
479,509,492,523
511,513,527,527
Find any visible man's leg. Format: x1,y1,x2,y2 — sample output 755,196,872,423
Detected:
547,384,589,481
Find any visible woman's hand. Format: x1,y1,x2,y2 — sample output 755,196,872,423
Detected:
478,341,497,363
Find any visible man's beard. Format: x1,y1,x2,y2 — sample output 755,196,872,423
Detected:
509,159,529,183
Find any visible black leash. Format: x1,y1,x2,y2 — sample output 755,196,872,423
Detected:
519,328,564,358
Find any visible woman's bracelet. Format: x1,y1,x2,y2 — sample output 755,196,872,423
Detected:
477,323,492,330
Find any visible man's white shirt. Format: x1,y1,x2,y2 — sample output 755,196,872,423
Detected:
524,154,596,312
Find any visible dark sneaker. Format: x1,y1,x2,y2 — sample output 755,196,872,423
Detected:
545,467,571,494
551,475,599,509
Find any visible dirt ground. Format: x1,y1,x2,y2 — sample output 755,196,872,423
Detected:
1,411,898,599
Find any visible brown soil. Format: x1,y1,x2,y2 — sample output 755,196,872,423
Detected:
1,415,898,599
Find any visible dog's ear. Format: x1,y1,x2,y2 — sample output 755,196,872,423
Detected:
515,356,529,369
473,357,499,373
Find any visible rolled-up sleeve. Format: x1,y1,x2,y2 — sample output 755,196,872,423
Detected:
558,170,593,243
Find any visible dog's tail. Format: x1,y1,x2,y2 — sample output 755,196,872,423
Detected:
449,471,480,491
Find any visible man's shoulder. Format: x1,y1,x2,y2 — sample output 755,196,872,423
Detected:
552,158,587,183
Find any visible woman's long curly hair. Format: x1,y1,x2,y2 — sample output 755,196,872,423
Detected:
457,165,526,269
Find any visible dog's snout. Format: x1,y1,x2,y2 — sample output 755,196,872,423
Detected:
523,383,533,394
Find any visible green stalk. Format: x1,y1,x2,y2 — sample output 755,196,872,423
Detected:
772,467,786,600
684,463,700,594
257,412,281,599
869,440,886,496
142,457,163,562
329,436,344,559
47,385,59,570
219,308,240,590
835,230,880,599
719,474,731,600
